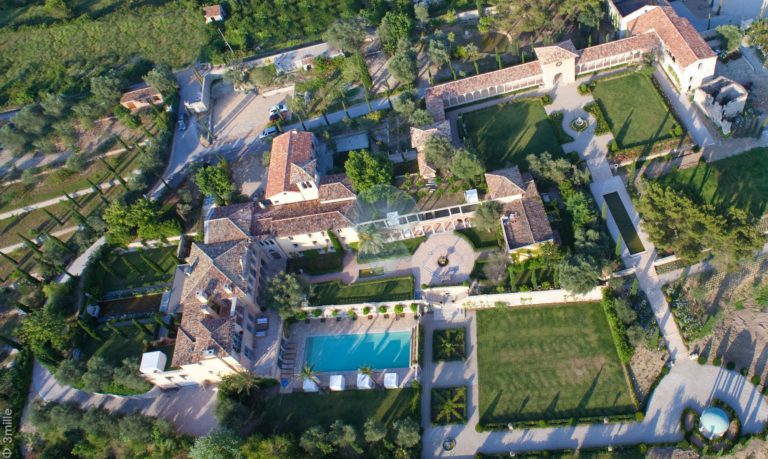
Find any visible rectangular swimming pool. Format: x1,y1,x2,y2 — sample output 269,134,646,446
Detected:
604,192,645,255
305,331,412,372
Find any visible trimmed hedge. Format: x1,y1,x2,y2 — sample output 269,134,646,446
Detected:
602,291,634,364
584,101,610,135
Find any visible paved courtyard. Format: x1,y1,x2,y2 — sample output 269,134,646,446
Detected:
412,232,476,287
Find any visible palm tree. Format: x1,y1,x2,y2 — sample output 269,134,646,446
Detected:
463,43,481,75
357,225,386,257
358,365,378,388
299,363,321,391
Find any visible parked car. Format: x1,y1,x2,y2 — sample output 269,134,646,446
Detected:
259,125,279,140
178,112,188,131
270,103,288,114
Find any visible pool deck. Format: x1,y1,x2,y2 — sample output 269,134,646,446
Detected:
286,315,419,392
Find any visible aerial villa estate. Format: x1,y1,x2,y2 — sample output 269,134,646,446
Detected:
138,3,721,391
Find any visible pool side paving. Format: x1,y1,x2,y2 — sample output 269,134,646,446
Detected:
286,314,418,391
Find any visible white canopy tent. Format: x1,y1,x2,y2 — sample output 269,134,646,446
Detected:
139,351,167,374
303,378,320,392
329,375,346,391
356,373,373,389
383,372,398,389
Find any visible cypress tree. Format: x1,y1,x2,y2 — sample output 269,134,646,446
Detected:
63,192,81,208
98,260,117,277
132,318,152,336
17,234,42,255
86,178,104,196
13,268,39,285
45,232,75,254
115,135,132,152
43,208,64,226
0,251,18,265
71,210,95,233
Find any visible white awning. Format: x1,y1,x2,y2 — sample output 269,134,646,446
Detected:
356,373,373,389
329,375,346,391
139,351,167,374
302,378,319,392
384,372,398,389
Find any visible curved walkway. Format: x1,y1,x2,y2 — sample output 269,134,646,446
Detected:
422,359,768,457
24,361,218,437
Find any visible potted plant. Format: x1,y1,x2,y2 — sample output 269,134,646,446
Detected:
363,306,372,319
312,309,323,321
379,305,388,318
332,309,341,321
348,309,357,320
395,304,404,316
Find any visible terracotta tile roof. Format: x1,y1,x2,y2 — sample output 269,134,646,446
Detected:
410,121,451,177
578,33,660,64
265,131,316,198
427,61,542,102
318,174,356,202
500,180,554,250
120,85,162,104
203,4,223,18
205,218,249,244
534,40,579,65
627,6,715,68
172,240,255,367
252,200,357,238
485,167,526,199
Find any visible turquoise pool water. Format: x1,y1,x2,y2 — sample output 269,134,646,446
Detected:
305,331,412,372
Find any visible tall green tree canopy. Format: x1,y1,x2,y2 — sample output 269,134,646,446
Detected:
377,11,414,55
344,150,393,193
323,18,368,53
264,272,306,319
194,162,237,205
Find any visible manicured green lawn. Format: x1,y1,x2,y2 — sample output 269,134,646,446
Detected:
310,276,414,305
476,303,635,425
355,237,425,263
260,388,418,434
603,192,644,255
286,249,343,275
96,246,178,292
655,147,768,219
591,73,679,149
461,98,565,170
455,227,500,250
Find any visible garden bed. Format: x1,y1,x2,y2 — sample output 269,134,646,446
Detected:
455,227,501,250
432,327,467,362
431,386,467,425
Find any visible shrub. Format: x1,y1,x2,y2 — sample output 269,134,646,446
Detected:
713,356,722,366
395,304,404,314
726,361,736,370
578,83,590,95
584,102,610,135
410,303,418,313
348,309,357,319
541,94,552,105
378,305,388,314
474,423,485,432
609,139,619,153
692,144,701,153
635,411,645,421
670,123,684,137
296,311,307,320
327,230,344,252
697,355,707,365
740,367,748,376
750,375,760,385
331,309,339,317
363,306,371,315
312,309,322,317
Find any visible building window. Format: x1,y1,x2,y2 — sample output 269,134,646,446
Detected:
698,62,703,70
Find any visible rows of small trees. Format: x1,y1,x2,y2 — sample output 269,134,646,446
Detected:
28,401,190,458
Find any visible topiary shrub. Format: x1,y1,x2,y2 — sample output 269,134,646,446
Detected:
362,306,371,315
740,367,748,376
312,309,322,317
331,309,339,317
348,309,357,320
378,305,387,314
541,94,553,105
394,304,404,314
410,303,419,313
726,361,736,370
713,356,722,366
750,375,760,385
609,139,619,153
635,411,645,421
697,355,707,365
578,83,590,95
